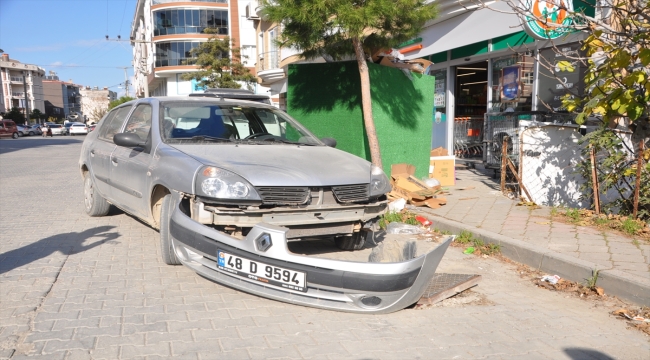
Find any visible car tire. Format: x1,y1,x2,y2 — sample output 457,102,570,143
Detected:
29,131,35,136
83,173,110,217
159,194,181,265
11,132,18,139
334,232,366,251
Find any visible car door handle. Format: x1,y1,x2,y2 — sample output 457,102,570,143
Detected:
90,150,95,157
111,157,118,164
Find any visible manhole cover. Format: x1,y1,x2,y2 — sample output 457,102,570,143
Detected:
418,273,481,305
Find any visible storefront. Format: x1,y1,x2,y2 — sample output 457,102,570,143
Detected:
403,0,595,157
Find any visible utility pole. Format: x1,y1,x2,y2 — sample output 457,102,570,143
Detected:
22,71,30,124
121,67,130,97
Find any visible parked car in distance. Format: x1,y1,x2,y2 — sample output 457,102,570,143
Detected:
69,123,88,135
16,125,28,136
78,96,454,314
26,125,42,136
48,124,64,135
88,124,97,132
0,120,19,139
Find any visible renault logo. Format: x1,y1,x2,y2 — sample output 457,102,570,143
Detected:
255,233,272,252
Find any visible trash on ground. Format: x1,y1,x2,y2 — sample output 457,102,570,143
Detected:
415,216,432,226
429,148,456,186
459,197,479,201
612,307,650,335
388,163,450,209
540,274,561,285
463,247,476,254
386,222,425,235
388,198,407,212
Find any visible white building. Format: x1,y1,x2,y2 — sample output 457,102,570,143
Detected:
130,0,268,98
79,86,118,124
0,53,45,118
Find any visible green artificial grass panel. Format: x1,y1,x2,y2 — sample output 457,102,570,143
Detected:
287,61,434,178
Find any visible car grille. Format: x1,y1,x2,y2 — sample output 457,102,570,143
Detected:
332,184,369,203
256,187,309,205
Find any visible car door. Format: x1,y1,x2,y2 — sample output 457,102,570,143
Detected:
0,121,7,138
89,105,133,200
109,103,154,218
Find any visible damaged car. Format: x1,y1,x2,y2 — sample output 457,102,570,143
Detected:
79,96,450,313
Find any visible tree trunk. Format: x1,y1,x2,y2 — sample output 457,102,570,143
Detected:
352,36,383,169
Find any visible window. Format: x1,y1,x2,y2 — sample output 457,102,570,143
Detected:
155,41,202,67
153,8,228,36
99,106,132,142
123,104,152,142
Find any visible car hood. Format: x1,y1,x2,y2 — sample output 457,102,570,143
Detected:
170,144,372,186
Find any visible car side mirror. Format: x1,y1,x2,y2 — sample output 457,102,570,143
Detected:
321,137,337,148
114,132,145,148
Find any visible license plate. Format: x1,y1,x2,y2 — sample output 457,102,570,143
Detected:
217,250,307,292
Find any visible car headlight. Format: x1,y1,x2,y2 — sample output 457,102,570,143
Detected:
369,165,391,197
197,166,261,200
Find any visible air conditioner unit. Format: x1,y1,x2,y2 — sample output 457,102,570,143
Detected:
245,2,260,20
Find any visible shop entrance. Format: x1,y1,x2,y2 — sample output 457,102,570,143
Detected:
453,61,488,159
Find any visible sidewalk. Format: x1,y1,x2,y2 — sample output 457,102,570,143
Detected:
416,165,650,306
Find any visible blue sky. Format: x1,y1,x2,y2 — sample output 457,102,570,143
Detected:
0,0,137,97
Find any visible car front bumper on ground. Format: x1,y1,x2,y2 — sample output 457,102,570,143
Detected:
168,192,452,314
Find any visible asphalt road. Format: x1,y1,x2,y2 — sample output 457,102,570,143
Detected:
1,136,648,359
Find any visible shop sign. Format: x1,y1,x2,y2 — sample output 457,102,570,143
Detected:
492,57,517,71
431,70,446,108
520,0,575,40
537,43,585,112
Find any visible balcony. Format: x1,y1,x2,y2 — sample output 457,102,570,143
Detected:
10,76,23,83
152,0,226,4
257,51,284,84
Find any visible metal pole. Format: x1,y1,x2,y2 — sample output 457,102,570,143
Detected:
123,68,129,97
501,136,508,193
633,140,644,218
590,145,601,214
22,71,30,124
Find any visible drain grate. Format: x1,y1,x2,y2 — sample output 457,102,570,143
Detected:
417,273,482,305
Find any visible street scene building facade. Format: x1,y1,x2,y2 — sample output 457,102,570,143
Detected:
0,53,45,116
43,73,82,121
79,86,118,124
130,0,269,98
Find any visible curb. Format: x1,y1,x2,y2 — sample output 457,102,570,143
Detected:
420,212,650,306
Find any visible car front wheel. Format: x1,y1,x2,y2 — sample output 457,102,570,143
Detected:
83,172,110,216
159,194,181,265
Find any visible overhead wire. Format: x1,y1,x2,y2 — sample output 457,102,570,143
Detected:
118,0,129,37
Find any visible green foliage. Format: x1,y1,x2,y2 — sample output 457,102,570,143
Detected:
181,31,256,90
560,1,649,133
621,217,642,236
575,128,649,220
260,0,438,61
565,208,581,223
2,107,25,123
378,210,418,229
455,230,475,244
30,109,44,121
108,96,135,110
585,269,600,290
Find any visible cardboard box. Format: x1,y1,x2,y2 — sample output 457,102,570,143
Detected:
429,156,455,186
391,163,416,179
430,147,449,157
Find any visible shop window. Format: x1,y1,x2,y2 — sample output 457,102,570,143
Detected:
489,54,534,112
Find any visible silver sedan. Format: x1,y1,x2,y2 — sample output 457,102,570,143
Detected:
79,97,450,314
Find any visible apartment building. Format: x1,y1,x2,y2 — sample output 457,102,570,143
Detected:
0,53,45,117
79,86,118,124
43,73,82,120
130,0,266,98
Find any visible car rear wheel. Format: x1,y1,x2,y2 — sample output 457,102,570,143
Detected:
334,232,366,251
83,173,110,216
11,132,18,139
29,131,35,136
159,194,181,265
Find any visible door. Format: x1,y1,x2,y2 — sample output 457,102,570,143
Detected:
109,103,154,217
0,121,7,138
89,105,132,199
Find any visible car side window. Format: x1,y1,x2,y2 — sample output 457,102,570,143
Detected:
98,106,132,142
123,104,152,142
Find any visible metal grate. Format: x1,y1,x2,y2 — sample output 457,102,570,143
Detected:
332,184,369,203
417,273,482,305
256,187,309,205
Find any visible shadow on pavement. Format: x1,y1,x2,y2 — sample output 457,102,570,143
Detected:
0,137,84,155
563,347,615,360
0,226,120,274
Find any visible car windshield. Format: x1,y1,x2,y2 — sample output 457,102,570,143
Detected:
50,124,62,128
161,102,323,146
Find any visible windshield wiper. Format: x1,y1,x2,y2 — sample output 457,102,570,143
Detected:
172,136,236,143
243,138,316,146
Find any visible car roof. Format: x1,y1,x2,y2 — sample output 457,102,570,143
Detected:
135,96,277,109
